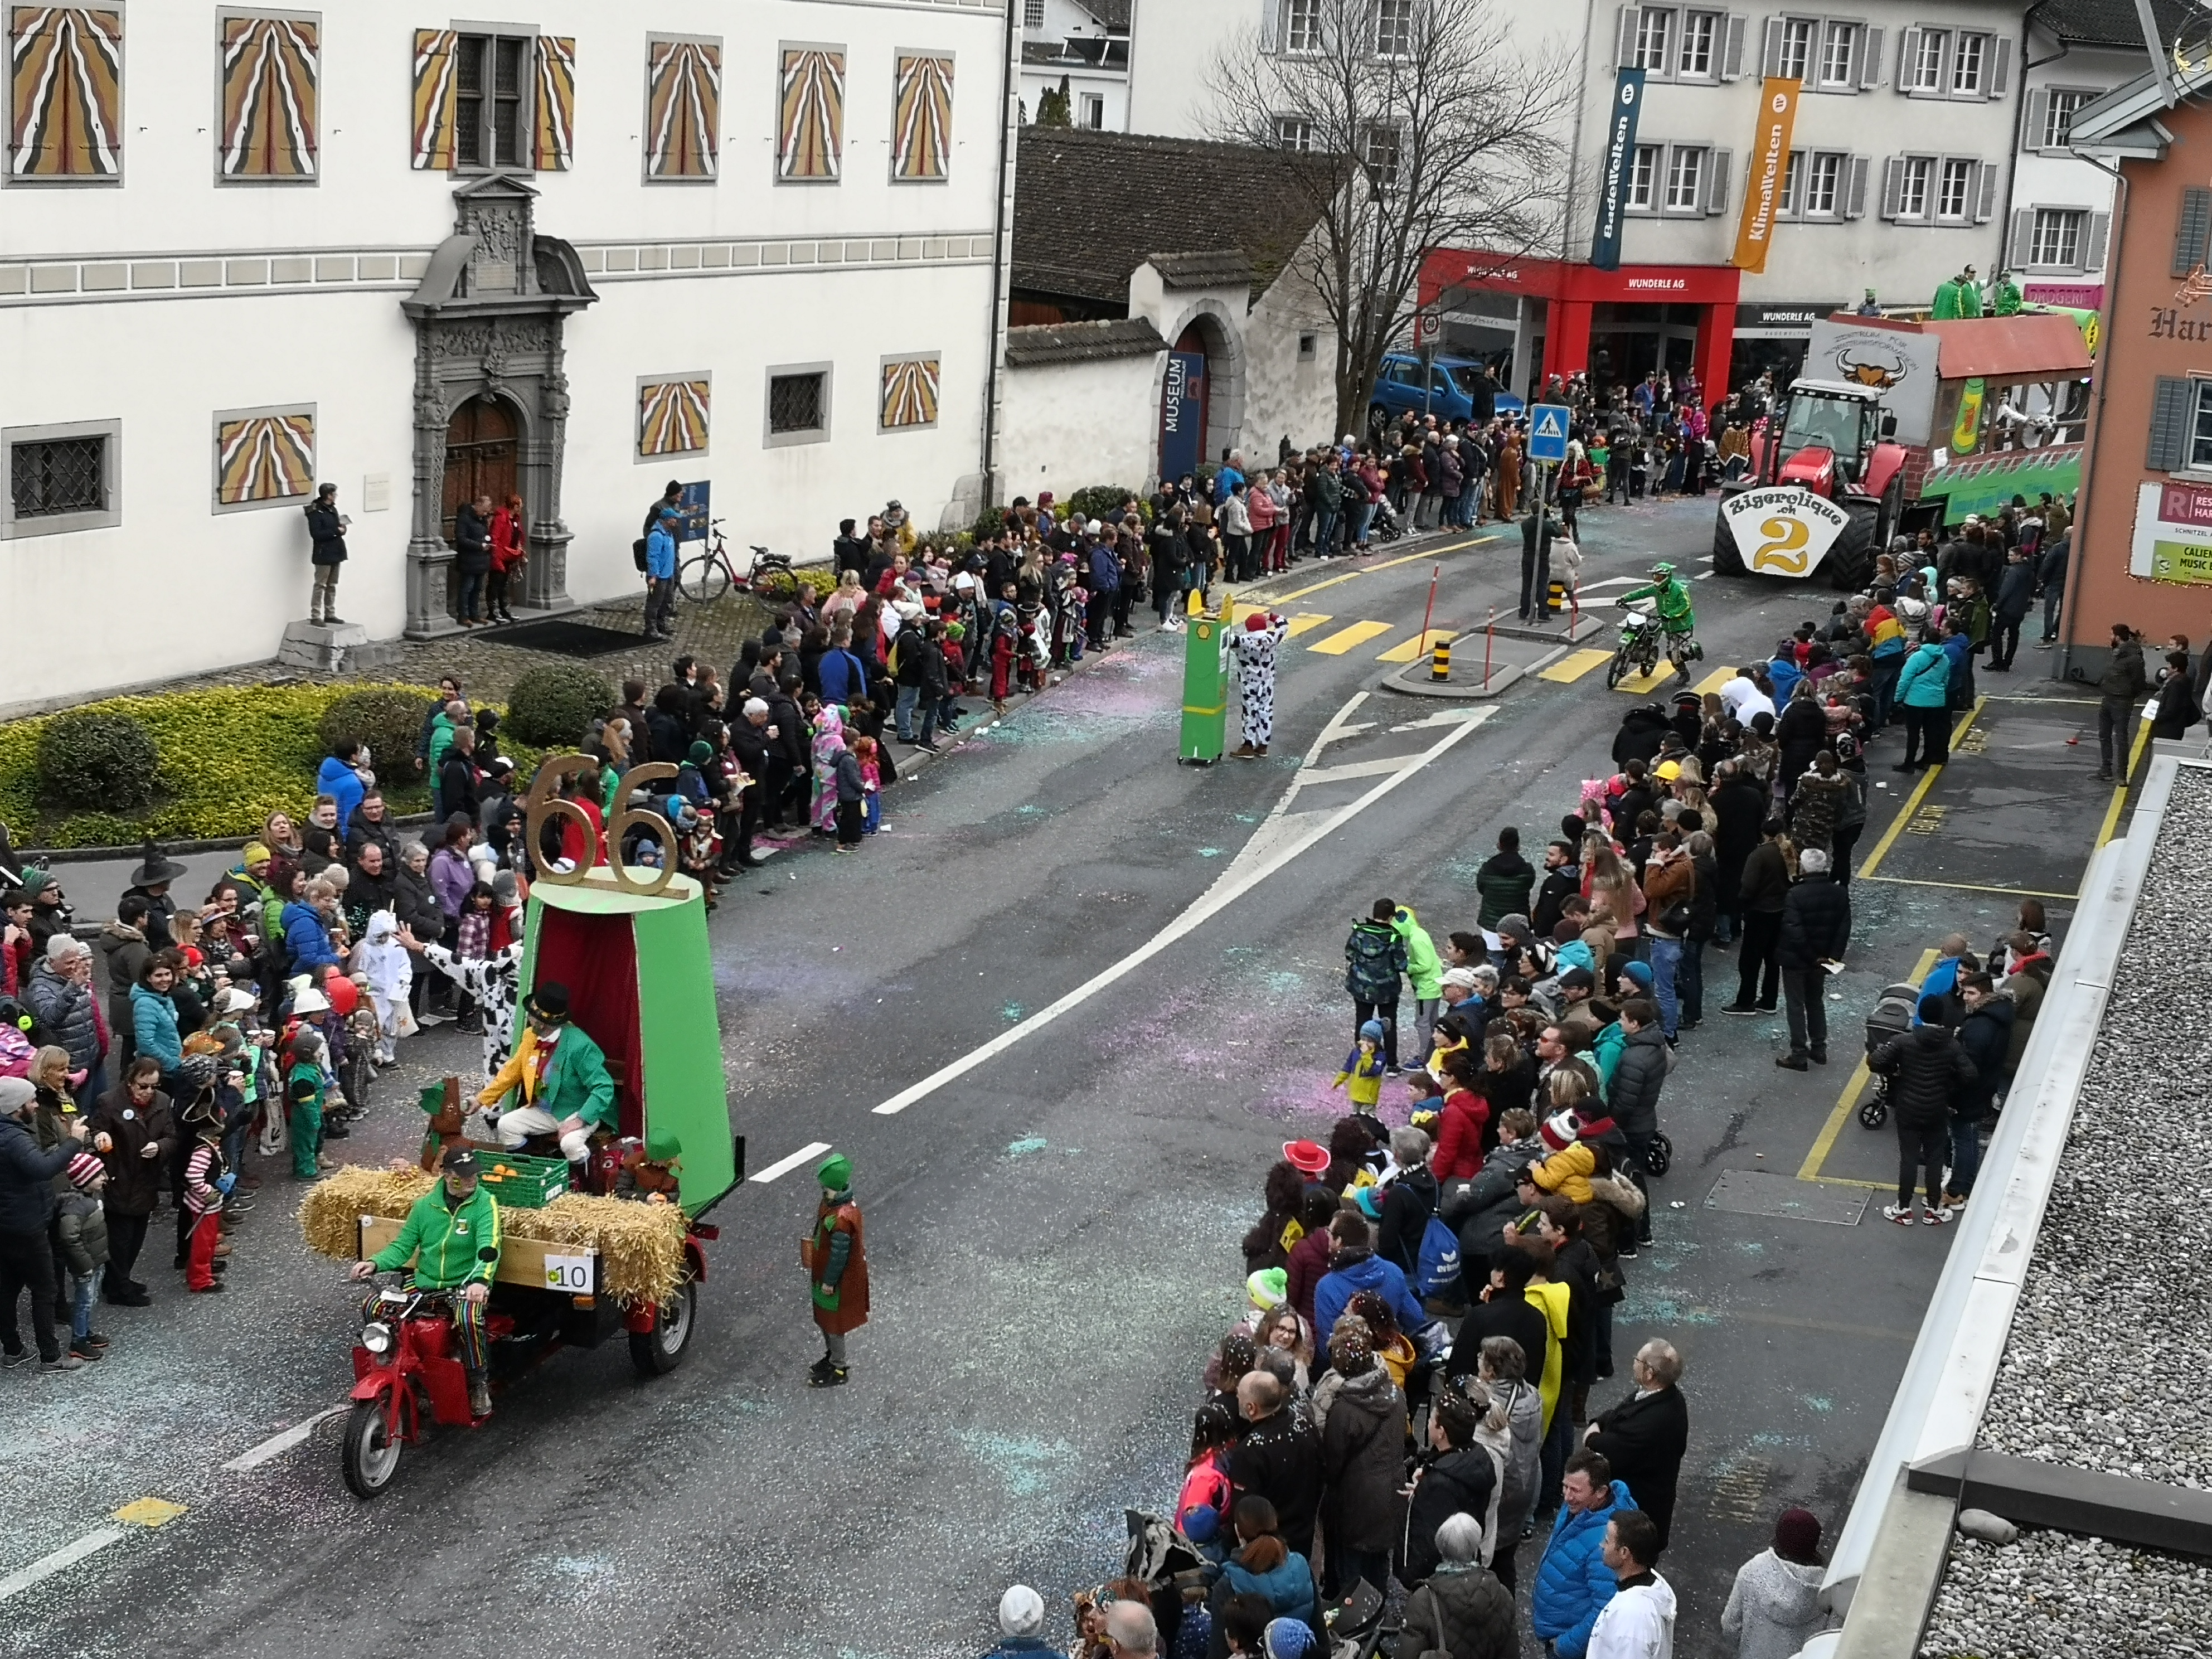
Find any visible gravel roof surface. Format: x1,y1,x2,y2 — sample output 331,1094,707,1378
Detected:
1975,764,2212,1489
1922,1531,2212,1658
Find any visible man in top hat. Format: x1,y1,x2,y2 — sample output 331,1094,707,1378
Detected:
804,1152,868,1387
123,841,187,947
477,982,615,1167
351,1144,502,1417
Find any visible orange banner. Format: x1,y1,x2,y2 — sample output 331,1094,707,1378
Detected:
1731,77,1800,274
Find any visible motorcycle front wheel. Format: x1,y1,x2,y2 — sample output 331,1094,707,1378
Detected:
341,1398,403,1498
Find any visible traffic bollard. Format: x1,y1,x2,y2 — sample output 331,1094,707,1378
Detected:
1484,607,1495,690
1430,640,1452,682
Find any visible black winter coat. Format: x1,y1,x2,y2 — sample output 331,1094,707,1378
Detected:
305,501,348,566
1738,841,1790,915
0,1113,71,1233
389,865,445,942
1443,1283,1551,1394
1587,1384,1689,1547
1954,996,2016,1112
1320,1367,1408,1553
1377,1165,1439,1280
1401,1564,1517,1659
1612,707,1672,768
84,1084,176,1216
1778,873,1850,968
1608,1027,1669,1137
1226,1406,1324,1559
1871,1026,1978,1130
1399,1447,1496,1586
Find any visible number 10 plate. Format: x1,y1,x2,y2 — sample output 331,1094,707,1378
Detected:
543,1253,594,1293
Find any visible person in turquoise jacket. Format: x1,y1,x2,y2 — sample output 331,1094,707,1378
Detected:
1532,1459,1639,1658
129,962,183,1076
1392,904,1444,1057
1893,640,1952,772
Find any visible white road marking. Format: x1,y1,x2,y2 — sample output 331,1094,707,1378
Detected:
1575,576,1638,591
749,1141,833,1183
1388,708,1491,733
872,709,1493,1115
1294,756,1427,787
0,1527,126,1601
1695,570,1715,579
223,1407,346,1472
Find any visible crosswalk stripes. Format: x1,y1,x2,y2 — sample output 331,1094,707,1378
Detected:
1539,648,1614,684
1376,629,1455,664
1180,605,1736,675
1307,620,1394,656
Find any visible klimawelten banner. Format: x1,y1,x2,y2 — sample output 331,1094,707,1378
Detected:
1590,68,1646,273
1731,77,1801,274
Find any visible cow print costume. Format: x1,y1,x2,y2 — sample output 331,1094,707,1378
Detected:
422,942,523,1082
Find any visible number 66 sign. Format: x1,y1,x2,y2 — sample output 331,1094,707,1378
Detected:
1720,486,1852,578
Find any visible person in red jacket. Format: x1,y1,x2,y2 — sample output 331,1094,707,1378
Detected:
1430,1051,1492,1180
1282,1187,1342,1330
486,493,525,624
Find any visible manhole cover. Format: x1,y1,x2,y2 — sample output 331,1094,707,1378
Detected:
1704,1168,1870,1225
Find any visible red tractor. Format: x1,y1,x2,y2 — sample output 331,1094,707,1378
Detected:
1711,380,1907,590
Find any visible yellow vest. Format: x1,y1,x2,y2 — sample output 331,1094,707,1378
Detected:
1525,1279,1572,1432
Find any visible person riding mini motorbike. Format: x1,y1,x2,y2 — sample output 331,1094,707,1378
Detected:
1618,560,1702,685
349,1144,502,1417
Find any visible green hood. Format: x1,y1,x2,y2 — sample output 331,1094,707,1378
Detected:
1392,906,1444,998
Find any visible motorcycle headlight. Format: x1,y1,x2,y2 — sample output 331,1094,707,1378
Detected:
361,1321,394,1355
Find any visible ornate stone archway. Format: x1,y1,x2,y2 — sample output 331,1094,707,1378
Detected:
401,176,596,637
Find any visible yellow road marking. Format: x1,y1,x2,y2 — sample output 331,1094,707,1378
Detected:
1613,664,1673,695
1855,698,1987,880
111,1497,187,1528
1377,628,1456,663
1540,648,1614,684
1262,534,1499,608
1797,947,1939,1183
1859,874,2080,901
1308,620,1394,656
2093,714,2155,851
1692,666,1738,695
1284,612,1334,638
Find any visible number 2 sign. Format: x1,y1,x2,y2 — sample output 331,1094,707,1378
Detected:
1721,486,1852,579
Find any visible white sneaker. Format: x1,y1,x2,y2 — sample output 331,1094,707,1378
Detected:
1883,1204,1916,1226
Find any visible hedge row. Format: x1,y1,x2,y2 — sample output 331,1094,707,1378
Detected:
0,682,546,850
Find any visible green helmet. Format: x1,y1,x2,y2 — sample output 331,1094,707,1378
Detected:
1650,560,1676,580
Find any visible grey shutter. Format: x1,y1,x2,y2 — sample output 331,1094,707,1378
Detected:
1879,155,1905,219
1844,153,1870,217
1898,27,1920,91
2024,88,2048,151
1260,0,1282,53
1988,36,2012,99
2148,377,2195,472
2085,211,2111,271
2174,186,2212,275
1616,4,1640,67
1860,26,1884,89
1973,161,1997,222
1761,16,1784,76
1721,13,1748,79
1706,147,1732,214
2009,208,2034,266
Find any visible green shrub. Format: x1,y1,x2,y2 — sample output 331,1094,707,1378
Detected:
318,688,430,782
1066,484,1138,525
504,663,615,748
969,504,1007,542
795,566,842,598
36,710,158,811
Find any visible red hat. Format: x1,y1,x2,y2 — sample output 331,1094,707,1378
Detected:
1539,1110,1582,1153
1283,1139,1331,1176
66,1152,104,1190
1245,612,1270,632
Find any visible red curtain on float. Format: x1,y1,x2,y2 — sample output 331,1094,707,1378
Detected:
529,909,646,1138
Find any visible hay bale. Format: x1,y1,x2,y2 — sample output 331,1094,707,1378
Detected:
296,1165,688,1307
299,1165,435,1259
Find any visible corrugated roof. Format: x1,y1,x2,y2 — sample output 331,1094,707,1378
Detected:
1003,317,1167,367
1925,313,2095,379
1012,126,1335,305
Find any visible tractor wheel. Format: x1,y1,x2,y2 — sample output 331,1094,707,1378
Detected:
1711,497,1747,578
1825,503,1879,592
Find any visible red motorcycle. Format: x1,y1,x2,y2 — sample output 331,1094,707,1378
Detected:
343,1282,485,1497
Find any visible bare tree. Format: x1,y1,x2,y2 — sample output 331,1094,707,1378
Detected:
1206,0,1571,434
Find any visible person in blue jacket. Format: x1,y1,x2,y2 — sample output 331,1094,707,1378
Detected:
1532,1452,1638,1659
317,740,367,842
1206,1495,1317,1634
1312,1207,1425,1349
1085,527,1120,652
643,504,680,641
128,958,184,1080
281,885,340,974
1891,638,1952,771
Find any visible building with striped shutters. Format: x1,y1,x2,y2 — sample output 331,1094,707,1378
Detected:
0,1,1016,710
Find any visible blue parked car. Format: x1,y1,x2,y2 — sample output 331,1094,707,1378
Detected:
1368,353,1519,434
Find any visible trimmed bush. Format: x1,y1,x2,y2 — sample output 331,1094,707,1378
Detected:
504,663,615,748
1065,484,1138,525
318,688,431,783
35,710,158,811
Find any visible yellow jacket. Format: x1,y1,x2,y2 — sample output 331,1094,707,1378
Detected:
1529,1141,1595,1205
1525,1278,1571,1432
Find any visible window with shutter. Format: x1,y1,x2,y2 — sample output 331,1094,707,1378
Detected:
6,7,123,180
2023,89,2047,154
2174,187,2212,277
1844,154,1869,217
1973,161,1996,222
2084,211,2111,271
1760,16,1783,77
219,16,319,181
1988,36,2011,99
1705,147,1731,215
1720,13,1747,78
1616,6,1641,69
1896,27,1919,91
411,30,459,171
1259,0,1280,53
646,35,722,180
2147,377,2195,472
2008,208,2033,267
1879,155,1904,219
1860,27,1883,88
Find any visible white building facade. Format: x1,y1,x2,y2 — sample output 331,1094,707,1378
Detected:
0,1,1016,712
1018,0,1130,130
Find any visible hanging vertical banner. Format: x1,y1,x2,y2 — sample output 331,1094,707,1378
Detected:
1731,77,1801,273
1590,68,1646,272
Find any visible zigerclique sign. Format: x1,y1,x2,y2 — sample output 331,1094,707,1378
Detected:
1721,486,1852,578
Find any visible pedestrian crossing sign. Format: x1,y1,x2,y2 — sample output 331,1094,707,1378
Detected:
1528,404,1571,464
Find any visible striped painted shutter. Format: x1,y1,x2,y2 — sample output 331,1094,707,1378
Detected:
2147,378,2196,472
411,28,458,171
8,7,124,177
219,16,319,178
2175,186,2212,276
892,54,954,181
533,37,575,171
778,47,845,181
646,37,721,178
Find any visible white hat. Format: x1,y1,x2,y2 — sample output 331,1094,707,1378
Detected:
998,1585,1046,1637
219,986,259,1014
1798,847,1830,874
1085,518,1102,535
292,986,330,1016
1440,966,1482,991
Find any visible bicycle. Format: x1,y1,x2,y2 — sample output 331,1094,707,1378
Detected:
678,518,799,604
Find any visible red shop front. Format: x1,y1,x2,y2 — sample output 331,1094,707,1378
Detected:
1419,250,1740,407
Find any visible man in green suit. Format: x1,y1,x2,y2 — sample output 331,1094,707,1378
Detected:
478,981,617,1166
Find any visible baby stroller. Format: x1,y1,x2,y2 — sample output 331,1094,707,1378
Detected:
1858,980,1922,1127
1369,494,1406,544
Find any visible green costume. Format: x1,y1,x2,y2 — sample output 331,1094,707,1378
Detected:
1620,574,1697,636
1930,279,1963,320
1958,279,1983,318
288,1060,324,1180
1992,275,2022,316
372,1180,503,1289
426,711,457,780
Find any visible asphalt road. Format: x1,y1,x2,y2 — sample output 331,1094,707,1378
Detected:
1,496,2115,1659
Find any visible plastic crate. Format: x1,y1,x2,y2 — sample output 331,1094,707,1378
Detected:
477,1150,570,1208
